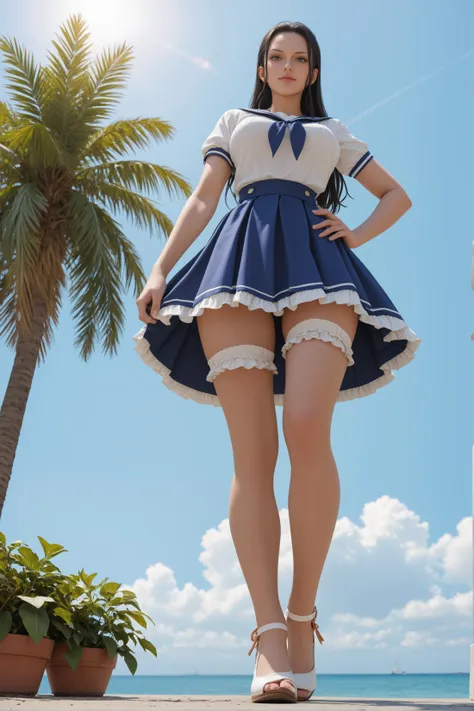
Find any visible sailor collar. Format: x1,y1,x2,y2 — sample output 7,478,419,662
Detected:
237,108,332,160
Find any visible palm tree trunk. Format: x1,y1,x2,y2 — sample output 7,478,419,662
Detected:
0,294,47,518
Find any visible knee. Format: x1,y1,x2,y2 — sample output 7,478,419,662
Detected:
206,344,278,383
283,405,332,450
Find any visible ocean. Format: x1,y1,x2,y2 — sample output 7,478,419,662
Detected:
38,673,470,698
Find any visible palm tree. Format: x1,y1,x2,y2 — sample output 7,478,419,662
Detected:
0,15,193,516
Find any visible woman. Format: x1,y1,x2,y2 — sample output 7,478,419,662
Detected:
134,21,421,704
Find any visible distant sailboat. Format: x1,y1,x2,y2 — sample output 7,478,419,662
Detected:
391,658,407,675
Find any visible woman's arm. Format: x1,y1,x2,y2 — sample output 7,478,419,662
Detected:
153,156,232,276
136,156,232,324
351,159,412,248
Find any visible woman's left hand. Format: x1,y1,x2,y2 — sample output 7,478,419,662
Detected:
312,208,360,250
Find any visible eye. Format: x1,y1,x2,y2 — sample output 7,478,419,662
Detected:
269,55,307,62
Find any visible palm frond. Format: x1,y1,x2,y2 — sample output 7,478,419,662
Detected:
77,160,193,200
47,14,91,92
79,42,133,128
0,245,62,359
79,117,174,163
0,140,19,166
75,203,145,294
96,209,146,295
5,122,63,168
0,36,45,121
0,184,20,210
1,183,46,263
0,154,21,191
78,180,173,237
0,100,14,127
42,14,92,144
0,183,47,340
0,267,19,348
67,191,132,358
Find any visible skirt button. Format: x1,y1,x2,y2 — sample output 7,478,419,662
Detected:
248,187,254,194
304,190,310,196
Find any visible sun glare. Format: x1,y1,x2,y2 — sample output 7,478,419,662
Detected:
73,0,143,44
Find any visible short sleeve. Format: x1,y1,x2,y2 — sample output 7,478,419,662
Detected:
200,110,235,174
330,118,374,178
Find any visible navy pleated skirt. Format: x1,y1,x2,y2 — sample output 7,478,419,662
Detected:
133,178,421,406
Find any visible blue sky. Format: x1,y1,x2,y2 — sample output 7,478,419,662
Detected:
1,0,473,676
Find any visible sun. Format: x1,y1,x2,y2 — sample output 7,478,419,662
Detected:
75,0,143,44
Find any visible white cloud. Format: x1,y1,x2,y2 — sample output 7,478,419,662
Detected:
121,496,472,674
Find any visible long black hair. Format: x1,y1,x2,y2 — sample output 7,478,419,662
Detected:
224,20,353,213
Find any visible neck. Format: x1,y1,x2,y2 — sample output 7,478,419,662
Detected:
269,106,302,115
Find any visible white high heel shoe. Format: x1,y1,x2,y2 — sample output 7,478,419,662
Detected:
248,621,297,703
285,605,325,702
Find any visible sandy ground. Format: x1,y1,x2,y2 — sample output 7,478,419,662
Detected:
0,696,473,710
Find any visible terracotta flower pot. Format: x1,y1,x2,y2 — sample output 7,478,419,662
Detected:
0,633,55,696
46,643,118,696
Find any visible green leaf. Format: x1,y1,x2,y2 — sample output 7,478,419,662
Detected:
79,569,91,587
124,600,142,611
138,637,157,657
124,610,147,629
0,532,6,546
37,536,67,559
86,629,99,645
72,630,84,646
64,644,84,672
18,603,49,643
0,37,44,121
80,42,133,127
113,627,129,645
17,595,55,609
42,561,62,574
109,596,125,606
0,183,46,281
51,618,71,639
102,636,117,659
17,546,40,570
0,611,13,641
100,582,121,597
121,650,137,675
67,193,127,360
53,607,72,625
83,118,172,160
120,590,137,601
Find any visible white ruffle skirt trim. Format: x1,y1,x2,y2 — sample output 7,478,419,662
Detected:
133,286,421,407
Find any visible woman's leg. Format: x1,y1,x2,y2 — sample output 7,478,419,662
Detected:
280,300,359,697
197,304,292,693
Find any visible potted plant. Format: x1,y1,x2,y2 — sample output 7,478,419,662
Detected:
0,532,65,695
0,531,158,697
46,569,158,696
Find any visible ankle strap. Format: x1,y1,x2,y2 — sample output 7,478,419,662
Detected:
247,621,287,656
285,605,325,645
258,621,287,635
285,605,317,622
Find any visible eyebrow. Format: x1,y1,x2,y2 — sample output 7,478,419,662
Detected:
269,49,308,54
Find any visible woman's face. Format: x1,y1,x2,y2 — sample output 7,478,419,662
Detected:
258,32,318,101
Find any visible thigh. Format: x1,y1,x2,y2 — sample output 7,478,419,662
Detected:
197,304,279,474
281,301,359,422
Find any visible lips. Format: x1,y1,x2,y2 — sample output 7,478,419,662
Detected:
280,77,295,81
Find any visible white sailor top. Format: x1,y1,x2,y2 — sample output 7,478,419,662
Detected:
200,108,374,198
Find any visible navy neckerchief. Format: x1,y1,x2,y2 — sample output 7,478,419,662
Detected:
237,108,332,160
